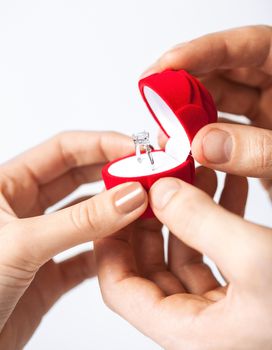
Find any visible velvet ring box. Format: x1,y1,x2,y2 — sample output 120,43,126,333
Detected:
102,69,218,217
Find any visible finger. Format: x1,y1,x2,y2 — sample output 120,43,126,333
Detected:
219,174,248,217
95,229,165,339
132,219,185,295
37,164,102,214
141,25,272,77
57,250,96,293
222,67,272,89
158,129,169,149
203,285,228,302
5,131,133,184
217,116,248,125
168,167,220,294
1,251,95,346
201,73,272,130
261,178,272,200
2,182,148,266
1,131,134,216
34,250,96,311
150,177,271,286
214,175,248,285
192,123,272,178
200,75,260,120
193,166,218,196
0,194,15,225
55,195,93,210
95,227,209,346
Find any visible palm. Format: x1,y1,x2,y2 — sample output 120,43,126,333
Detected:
95,167,248,349
0,133,102,348
96,216,230,350
1,262,64,346
0,188,95,349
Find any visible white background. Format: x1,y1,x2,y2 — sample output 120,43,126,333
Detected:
0,1,271,349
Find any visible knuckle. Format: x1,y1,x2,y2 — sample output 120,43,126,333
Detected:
100,279,125,313
70,199,103,239
98,131,122,161
0,220,39,283
53,130,74,149
101,290,116,310
54,131,78,168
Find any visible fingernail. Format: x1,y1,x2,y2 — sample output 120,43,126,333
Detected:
114,183,146,214
151,178,181,210
202,129,232,163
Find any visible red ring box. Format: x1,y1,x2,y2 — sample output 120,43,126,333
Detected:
102,69,217,217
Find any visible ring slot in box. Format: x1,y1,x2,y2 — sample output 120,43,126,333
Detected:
102,69,217,217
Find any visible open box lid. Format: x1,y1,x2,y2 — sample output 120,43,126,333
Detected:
138,69,217,147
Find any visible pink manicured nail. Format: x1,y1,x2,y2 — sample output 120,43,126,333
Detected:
114,183,145,214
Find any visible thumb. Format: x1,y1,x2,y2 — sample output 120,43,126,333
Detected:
149,177,270,286
2,182,147,265
192,123,272,178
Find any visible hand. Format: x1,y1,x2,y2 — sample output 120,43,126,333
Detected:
95,168,272,350
0,131,148,349
143,25,272,196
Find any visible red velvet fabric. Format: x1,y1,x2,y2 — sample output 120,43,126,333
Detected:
102,69,217,218
138,69,217,142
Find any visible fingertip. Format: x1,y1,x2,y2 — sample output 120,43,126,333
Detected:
191,127,207,164
220,174,248,217
195,166,218,197
113,182,148,216
192,123,233,166
140,63,161,79
195,165,217,179
149,177,183,211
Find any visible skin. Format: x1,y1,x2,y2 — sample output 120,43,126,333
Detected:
95,25,272,349
145,25,272,194
0,131,148,350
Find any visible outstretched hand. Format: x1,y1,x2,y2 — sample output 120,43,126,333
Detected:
95,167,272,349
0,131,148,349
145,25,272,195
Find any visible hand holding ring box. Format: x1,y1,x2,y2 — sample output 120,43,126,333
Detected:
102,69,218,217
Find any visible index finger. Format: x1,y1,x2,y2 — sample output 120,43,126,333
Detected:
95,224,165,339
142,25,272,77
3,131,133,185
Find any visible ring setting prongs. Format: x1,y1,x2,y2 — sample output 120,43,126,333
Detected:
132,131,155,170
